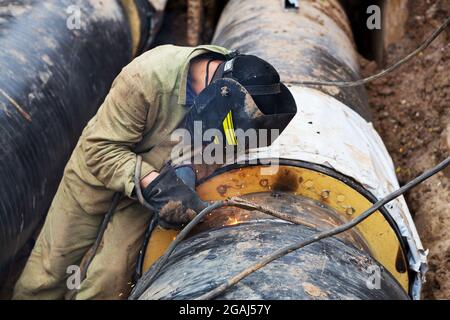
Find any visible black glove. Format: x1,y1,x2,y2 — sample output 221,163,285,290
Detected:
142,164,207,228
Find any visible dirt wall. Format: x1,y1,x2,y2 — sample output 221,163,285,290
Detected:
360,0,450,299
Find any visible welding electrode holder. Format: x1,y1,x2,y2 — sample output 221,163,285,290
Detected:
141,163,208,228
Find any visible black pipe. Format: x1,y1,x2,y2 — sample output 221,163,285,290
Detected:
135,193,408,300
212,0,371,120
0,0,160,281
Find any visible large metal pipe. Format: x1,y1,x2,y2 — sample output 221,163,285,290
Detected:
210,0,426,298
0,0,166,281
212,0,371,120
136,193,409,300
134,0,426,300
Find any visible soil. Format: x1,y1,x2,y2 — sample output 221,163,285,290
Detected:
359,0,450,299
153,0,224,47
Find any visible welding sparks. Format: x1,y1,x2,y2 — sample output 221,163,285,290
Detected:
227,216,240,226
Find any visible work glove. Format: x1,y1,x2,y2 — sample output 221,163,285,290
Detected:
142,164,208,228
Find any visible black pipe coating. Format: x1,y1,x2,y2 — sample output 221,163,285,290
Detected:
212,0,372,120
0,0,155,281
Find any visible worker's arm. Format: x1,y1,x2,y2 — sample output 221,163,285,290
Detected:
81,63,158,197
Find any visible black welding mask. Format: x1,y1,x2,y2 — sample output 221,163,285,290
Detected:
184,52,297,149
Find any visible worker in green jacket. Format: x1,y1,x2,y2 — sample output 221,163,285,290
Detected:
13,44,296,300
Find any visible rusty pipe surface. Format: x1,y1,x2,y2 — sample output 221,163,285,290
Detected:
0,0,165,281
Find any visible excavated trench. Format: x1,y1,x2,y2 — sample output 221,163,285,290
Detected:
0,0,447,299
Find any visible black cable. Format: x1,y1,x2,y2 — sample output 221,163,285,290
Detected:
133,214,158,282
81,192,122,281
134,155,154,211
196,156,450,300
290,17,449,88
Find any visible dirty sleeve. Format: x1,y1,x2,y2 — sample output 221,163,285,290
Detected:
81,64,157,197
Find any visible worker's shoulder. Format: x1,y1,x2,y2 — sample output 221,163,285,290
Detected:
136,44,226,65
137,44,229,63
136,44,192,63
123,44,229,77
116,45,190,90
119,44,229,91
118,45,172,71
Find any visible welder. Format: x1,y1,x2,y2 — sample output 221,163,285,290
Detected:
13,44,296,300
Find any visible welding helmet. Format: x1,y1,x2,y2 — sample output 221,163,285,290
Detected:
184,52,297,148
